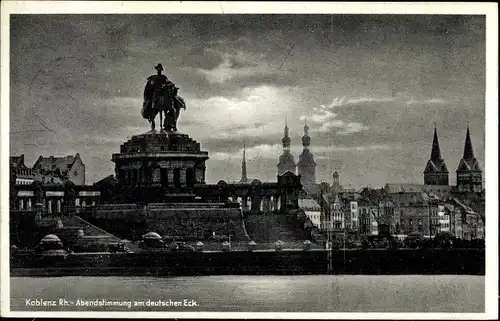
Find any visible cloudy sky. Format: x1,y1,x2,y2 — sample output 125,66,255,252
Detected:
9,14,485,187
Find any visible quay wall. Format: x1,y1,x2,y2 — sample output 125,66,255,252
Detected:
10,249,484,276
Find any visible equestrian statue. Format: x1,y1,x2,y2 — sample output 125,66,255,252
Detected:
141,63,186,131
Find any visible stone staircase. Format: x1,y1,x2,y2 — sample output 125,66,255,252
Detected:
57,216,124,251
60,216,120,239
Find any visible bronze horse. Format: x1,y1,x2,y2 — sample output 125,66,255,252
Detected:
141,78,186,131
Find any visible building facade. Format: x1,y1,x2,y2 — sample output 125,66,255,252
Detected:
298,198,322,228
444,197,485,240
33,153,86,186
10,180,101,214
10,154,36,185
358,199,379,237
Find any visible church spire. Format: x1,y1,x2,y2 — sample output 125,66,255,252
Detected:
277,118,296,175
241,141,248,182
423,124,449,185
298,117,316,193
456,124,482,193
281,117,291,150
463,124,475,160
430,124,442,160
302,117,311,148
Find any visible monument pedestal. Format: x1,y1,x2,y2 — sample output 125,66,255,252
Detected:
111,130,209,203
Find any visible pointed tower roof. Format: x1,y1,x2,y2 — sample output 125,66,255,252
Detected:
463,125,475,160
424,125,448,174
430,125,442,160
298,118,316,167
281,117,291,148
240,141,248,183
457,125,481,172
301,118,311,148
278,118,296,173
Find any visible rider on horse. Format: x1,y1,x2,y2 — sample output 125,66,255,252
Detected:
142,63,184,131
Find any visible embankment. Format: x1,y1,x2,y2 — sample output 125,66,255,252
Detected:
10,248,484,276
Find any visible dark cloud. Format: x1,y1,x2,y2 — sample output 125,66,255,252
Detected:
10,14,486,186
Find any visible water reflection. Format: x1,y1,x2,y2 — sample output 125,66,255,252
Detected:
11,275,484,312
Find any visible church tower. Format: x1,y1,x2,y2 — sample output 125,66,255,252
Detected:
277,118,296,175
423,125,449,185
456,125,482,193
332,170,340,186
297,119,316,193
331,170,343,195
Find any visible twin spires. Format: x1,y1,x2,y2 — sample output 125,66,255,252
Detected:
280,117,312,150
428,124,478,164
424,123,482,189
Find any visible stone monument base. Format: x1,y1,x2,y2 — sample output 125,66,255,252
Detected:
111,130,209,204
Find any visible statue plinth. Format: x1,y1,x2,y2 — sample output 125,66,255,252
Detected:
111,130,209,203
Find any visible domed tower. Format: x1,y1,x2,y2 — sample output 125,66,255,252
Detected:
332,170,340,186
330,170,343,195
423,125,449,185
277,118,296,175
297,119,316,193
456,125,482,193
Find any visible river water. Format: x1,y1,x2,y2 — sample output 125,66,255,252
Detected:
10,275,484,312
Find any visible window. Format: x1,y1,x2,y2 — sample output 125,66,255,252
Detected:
160,168,168,187
173,168,181,188
73,170,78,176
186,168,195,188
